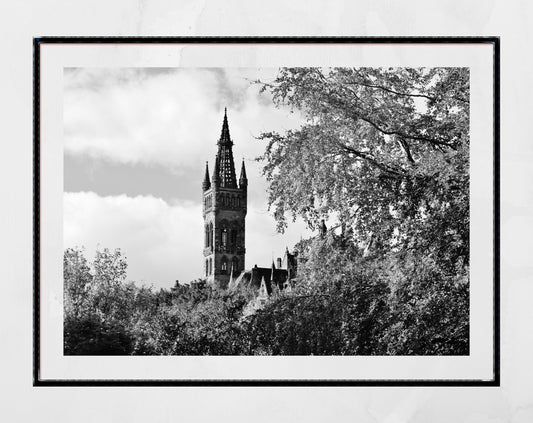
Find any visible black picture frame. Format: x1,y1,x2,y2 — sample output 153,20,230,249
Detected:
33,36,500,387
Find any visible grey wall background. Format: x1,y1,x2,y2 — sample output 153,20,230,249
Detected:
1,0,531,422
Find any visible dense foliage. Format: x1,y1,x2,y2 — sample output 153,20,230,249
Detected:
253,67,470,354
256,68,469,267
64,68,469,355
64,241,467,355
64,247,253,355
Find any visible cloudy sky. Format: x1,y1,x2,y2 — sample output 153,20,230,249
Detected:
64,67,312,289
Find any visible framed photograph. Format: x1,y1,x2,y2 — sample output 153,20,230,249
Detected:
34,37,499,386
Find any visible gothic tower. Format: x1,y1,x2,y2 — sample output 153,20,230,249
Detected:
202,109,247,288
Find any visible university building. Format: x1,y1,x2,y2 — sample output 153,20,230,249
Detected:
202,109,297,295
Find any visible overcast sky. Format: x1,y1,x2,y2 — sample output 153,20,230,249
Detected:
64,67,312,289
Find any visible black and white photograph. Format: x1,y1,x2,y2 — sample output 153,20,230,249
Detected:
33,39,497,385
62,66,471,357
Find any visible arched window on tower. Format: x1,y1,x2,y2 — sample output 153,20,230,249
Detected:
204,225,208,247
221,256,228,274
208,222,213,249
226,193,230,207
209,258,212,275
232,256,239,273
205,259,208,276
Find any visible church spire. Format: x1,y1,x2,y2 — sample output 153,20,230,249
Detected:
218,107,233,146
239,159,248,189
215,108,237,188
202,161,211,191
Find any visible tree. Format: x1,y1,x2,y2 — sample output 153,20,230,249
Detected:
246,259,391,355
376,252,469,355
253,67,470,355
257,67,469,269
89,248,133,323
64,247,138,355
63,248,253,355
64,247,93,319
64,314,133,355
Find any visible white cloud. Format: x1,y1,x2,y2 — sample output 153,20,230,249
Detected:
64,191,311,289
64,68,304,172
64,191,202,287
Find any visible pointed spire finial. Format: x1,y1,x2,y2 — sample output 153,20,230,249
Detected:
202,161,211,191
215,109,237,188
219,108,232,146
239,159,248,189
212,155,220,186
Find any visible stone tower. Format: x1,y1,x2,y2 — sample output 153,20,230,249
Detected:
202,109,247,288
